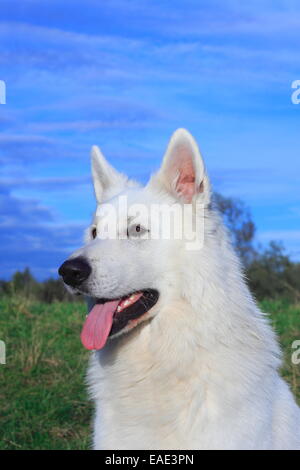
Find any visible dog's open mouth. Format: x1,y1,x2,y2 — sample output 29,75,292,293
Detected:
81,289,159,350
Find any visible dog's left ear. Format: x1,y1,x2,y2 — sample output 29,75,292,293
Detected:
91,145,128,202
152,128,210,203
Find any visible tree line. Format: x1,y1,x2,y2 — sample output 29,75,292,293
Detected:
214,193,300,303
0,193,299,303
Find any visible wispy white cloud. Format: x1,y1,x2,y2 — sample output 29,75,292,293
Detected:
259,230,300,241
0,175,91,191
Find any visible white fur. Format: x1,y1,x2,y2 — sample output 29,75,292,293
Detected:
69,129,300,449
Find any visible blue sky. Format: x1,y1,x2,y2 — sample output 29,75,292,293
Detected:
0,0,300,279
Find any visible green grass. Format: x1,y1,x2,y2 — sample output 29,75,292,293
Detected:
0,297,299,450
0,297,91,450
261,299,300,405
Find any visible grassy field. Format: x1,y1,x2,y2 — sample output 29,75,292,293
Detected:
0,297,299,450
0,297,91,450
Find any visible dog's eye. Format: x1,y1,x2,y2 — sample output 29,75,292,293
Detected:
91,227,97,239
127,224,149,238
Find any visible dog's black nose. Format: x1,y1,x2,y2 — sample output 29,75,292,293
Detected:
58,257,91,287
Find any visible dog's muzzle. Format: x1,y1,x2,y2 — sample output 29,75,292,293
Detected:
58,256,91,287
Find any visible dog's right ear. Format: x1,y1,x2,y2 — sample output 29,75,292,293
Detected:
149,128,210,204
91,146,127,202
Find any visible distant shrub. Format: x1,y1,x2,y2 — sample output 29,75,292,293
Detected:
0,268,82,303
247,241,300,302
215,193,300,302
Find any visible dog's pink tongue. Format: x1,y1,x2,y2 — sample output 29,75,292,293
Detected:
81,300,120,350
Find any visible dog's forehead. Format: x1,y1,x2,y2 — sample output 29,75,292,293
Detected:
111,187,154,209
95,187,154,222
94,184,177,228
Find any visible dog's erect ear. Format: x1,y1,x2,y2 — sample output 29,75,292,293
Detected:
91,146,127,202
152,128,210,203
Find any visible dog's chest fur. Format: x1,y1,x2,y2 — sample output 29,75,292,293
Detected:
87,299,300,450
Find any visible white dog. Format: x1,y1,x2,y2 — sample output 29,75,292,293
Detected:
59,129,300,450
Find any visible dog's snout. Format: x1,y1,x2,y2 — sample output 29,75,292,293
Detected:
58,257,91,287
